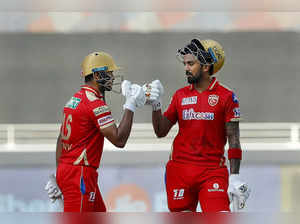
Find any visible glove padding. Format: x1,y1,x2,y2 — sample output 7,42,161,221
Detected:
228,174,251,211
143,80,164,111
122,80,146,112
45,174,63,203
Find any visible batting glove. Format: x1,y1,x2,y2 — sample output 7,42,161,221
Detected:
45,174,62,203
228,174,251,211
122,80,146,112
143,80,164,111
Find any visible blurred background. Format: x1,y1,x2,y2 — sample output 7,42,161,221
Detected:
0,0,300,213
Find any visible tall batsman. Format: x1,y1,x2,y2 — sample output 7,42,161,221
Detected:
45,51,145,212
144,39,250,212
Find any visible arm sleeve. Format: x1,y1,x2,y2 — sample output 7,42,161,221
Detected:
225,92,241,122
163,92,178,124
88,100,115,130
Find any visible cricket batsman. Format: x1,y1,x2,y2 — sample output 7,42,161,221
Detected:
144,38,250,212
44,51,145,212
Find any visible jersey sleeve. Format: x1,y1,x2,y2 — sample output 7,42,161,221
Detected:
88,100,115,130
163,92,178,124
225,92,241,122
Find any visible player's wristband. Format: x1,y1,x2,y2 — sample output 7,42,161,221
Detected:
152,100,162,111
228,148,242,160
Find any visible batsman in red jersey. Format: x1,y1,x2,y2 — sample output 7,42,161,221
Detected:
144,39,250,212
45,51,145,212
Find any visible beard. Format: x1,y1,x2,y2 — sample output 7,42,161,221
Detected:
186,70,203,84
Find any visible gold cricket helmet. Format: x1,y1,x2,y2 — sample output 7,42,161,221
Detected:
199,39,225,74
81,51,120,77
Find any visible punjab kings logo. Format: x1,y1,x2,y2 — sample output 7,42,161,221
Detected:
208,94,219,107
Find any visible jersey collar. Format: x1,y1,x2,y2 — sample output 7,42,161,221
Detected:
189,77,219,92
208,77,219,91
81,85,103,98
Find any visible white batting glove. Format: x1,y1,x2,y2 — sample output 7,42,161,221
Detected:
122,80,146,112
228,174,251,211
143,80,164,111
45,174,62,203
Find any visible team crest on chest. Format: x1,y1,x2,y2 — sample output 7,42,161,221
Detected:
208,95,219,107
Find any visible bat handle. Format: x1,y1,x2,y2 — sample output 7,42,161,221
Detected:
231,195,239,212
56,197,64,211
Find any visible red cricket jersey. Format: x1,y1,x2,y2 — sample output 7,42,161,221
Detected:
163,78,241,167
59,85,115,169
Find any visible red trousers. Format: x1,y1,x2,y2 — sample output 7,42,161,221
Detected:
56,163,106,212
165,160,230,212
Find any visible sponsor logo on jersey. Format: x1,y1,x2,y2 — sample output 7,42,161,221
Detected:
208,94,219,107
65,97,81,109
232,93,239,103
208,183,224,192
233,107,240,117
182,109,214,120
93,105,109,117
181,96,197,105
98,115,114,126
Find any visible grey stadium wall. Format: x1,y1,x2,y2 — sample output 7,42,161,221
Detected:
0,32,299,123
